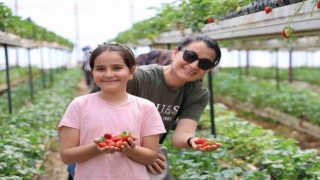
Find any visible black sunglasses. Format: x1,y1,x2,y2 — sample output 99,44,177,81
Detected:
181,49,215,70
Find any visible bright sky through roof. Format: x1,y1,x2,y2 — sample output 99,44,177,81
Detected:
1,0,175,60
1,0,319,68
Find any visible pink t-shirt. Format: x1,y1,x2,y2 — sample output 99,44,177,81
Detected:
58,93,166,180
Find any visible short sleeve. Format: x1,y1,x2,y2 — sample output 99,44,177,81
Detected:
178,82,210,122
58,98,82,130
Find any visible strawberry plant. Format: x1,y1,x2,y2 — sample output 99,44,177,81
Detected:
165,104,320,179
211,71,320,126
221,67,320,85
0,66,40,85
0,3,73,49
281,0,305,39
0,2,13,31
0,67,68,114
0,68,82,178
112,0,254,43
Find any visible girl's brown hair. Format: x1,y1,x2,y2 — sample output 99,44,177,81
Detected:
89,42,136,70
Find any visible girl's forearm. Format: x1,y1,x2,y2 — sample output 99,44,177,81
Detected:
60,143,101,164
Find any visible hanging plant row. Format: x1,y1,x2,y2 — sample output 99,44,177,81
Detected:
0,3,73,49
111,0,320,45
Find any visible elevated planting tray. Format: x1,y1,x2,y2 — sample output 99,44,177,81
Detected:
0,31,23,47
137,0,320,47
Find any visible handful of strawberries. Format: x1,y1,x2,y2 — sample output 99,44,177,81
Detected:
95,131,137,148
194,137,221,148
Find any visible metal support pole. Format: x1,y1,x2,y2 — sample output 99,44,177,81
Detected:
27,48,34,100
238,50,242,81
275,48,280,91
40,48,46,89
288,49,293,83
49,49,54,86
4,45,12,114
245,49,250,76
208,71,216,136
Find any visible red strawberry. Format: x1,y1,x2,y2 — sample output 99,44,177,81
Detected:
120,131,131,142
121,136,128,142
317,0,320,9
282,29,289,38
265,7,272,14
104,139,112,143
207,17,214,24
111,135,121,143
194,137,206,145
282,26,294,38
107,141,115,147
201,142,209,148
116,140,124,148
104,133,112,139
98,142,107,148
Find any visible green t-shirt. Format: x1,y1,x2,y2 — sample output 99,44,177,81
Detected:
127,64,209,132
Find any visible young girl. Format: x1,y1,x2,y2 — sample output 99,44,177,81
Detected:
58,42,166,180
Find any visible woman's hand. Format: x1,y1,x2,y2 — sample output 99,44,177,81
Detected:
146,152,167,174
194,143,221,152
190,137,222,152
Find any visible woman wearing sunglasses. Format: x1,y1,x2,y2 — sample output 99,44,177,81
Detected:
67,35,222,180
127,35,222,178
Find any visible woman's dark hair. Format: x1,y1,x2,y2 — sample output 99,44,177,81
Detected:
89,42,136,70
177,35,221,67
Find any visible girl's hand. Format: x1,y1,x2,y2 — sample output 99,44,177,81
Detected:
118,136,137,153
100,146,118,154
126,136,137,148
93,133,138,154
93,138,118,154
